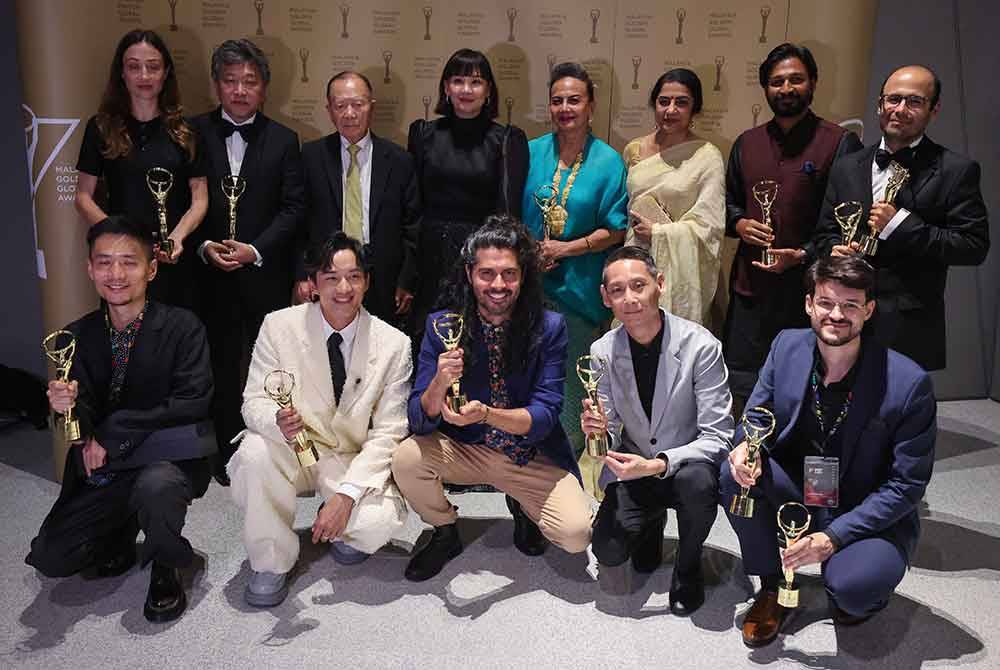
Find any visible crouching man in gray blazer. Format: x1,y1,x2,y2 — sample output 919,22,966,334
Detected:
583,246,734,615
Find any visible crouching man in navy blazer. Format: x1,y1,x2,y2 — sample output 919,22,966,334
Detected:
584,247,733,616
721,255,935,647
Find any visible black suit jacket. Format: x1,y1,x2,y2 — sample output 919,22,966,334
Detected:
301,132,420,324
813,137,989,370
66,302,215,469
190,109,305,315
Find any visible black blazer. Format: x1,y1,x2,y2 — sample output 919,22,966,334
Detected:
301,132,420,324
813,137,989,370
190,109,306,315
66,301,215,466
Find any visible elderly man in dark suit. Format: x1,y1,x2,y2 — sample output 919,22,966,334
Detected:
721,255,935,647
814,64,989,371
297,70,420,330
190,39,305,484
27,216,215,624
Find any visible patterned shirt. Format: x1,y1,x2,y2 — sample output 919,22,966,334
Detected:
482,321,537,466
106,302,146,408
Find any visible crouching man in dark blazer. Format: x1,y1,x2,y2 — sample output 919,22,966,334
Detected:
721,255,935,647
26,216,215,624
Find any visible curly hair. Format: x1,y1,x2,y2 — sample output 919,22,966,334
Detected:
96,29,196,162
435,214,546,373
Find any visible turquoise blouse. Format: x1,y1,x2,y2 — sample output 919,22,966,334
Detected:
522,133,629,325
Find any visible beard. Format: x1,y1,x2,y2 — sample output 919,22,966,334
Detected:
813,318,860,347
768,87,814,118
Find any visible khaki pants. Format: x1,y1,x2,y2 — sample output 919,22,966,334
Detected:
229,432,406,574
392,432,592,553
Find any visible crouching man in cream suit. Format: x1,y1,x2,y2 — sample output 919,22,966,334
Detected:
229,232,412,607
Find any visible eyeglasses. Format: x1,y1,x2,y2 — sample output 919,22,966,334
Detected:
880,94,928,110
812,297,867,317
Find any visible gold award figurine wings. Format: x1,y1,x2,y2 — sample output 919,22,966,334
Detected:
264,369,320,468
777,502,812,608
146,166,175,257
221,175,247,241
834,201,864,247
432,313,468,413
729,406,776,518
858,161,910,257
533,183,558,240
752,179,779,266
576,355,608,458
42,330,81,442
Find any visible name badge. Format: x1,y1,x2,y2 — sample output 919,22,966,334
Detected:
803,456,839,508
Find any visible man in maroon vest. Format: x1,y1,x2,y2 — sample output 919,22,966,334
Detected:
722,43,862,411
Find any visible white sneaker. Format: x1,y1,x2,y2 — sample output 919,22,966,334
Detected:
245,570,289,607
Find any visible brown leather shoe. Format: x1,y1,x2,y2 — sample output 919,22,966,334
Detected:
742,590,789,647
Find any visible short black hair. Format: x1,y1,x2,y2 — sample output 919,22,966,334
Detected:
435,49,499,119
211,39,271,84
759,42,818,88
549,62,595,101
880,65,942,108
805,255,875,301
86,215,154,259
648,68,703,114
303,231,372,279
602,246,659,285
325,70,374,101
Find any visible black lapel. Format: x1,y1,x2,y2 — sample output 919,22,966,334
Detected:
903,136,941,204
835,339,887,479
238,114,268,180
322,133,344,225
856,144,878,211
368,133,392,232
120,301,166,403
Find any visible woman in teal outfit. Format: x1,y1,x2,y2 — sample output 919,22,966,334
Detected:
522,62,628,460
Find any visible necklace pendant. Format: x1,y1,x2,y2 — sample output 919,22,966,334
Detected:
546,205,568,237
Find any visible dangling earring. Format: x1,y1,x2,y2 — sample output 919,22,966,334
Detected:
485,96,490,105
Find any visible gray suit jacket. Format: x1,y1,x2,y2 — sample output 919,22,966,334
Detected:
592,310,734,490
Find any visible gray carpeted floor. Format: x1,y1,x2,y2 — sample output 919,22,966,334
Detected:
1,400,997,669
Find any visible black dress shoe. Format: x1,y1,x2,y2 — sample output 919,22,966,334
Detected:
404,524,463,582
95,546,136,578
144,562,186,623
669,569,705,616
212,470,231,487
631,515,667,573
505,495,548,556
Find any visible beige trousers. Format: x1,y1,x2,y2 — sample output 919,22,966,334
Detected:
229,432,406,574
391,431,592,554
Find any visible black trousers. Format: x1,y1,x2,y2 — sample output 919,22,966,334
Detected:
592,461,719,577
26,456,211,578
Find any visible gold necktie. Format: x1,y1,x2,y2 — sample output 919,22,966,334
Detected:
344,143,363,241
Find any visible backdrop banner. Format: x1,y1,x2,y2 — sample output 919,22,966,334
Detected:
16,0,876,478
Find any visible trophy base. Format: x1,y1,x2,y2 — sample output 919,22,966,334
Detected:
777,583,799,608
585,434,608,459
448,393,468,414
857,235,879,256
64,418,81,443
295,440,320,468
762,248,775,266
729,494,754,518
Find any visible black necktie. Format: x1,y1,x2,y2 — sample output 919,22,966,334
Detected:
327,332,346,405
219,119,256,142
874,146,914,170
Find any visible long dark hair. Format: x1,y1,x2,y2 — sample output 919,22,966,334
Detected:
434,48,500,119
436,215,545,373
96,29,196,161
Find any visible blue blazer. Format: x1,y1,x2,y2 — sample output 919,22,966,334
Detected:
408,310,579,479
743,328,936,560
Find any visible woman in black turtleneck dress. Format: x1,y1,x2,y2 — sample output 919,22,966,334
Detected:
407,48,528,333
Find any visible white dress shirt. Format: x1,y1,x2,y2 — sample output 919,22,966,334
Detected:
321,311,366,502
871,135,922,240
340,132,373,244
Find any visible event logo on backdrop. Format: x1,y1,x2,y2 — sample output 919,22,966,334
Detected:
340,4,350,38
254,0,265,35
167,0,179,31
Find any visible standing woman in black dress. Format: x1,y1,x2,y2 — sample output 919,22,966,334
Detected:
407,48,529,335
75,29,208,310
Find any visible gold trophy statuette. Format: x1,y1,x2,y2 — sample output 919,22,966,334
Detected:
729,406,776,518
777,502,812,608
42,330,81,443
533,183,558,241
576,355,608,458
222,175,247,241
264,369,320,468
432,312,468,413
146,166,174,257
752,179,779,266
834,201,864,247
858,161,910,257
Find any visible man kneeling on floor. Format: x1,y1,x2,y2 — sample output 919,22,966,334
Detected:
585,247,734,616
721,255,935,647
392,216,592,582
229,232,411,607
27,216,216,623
